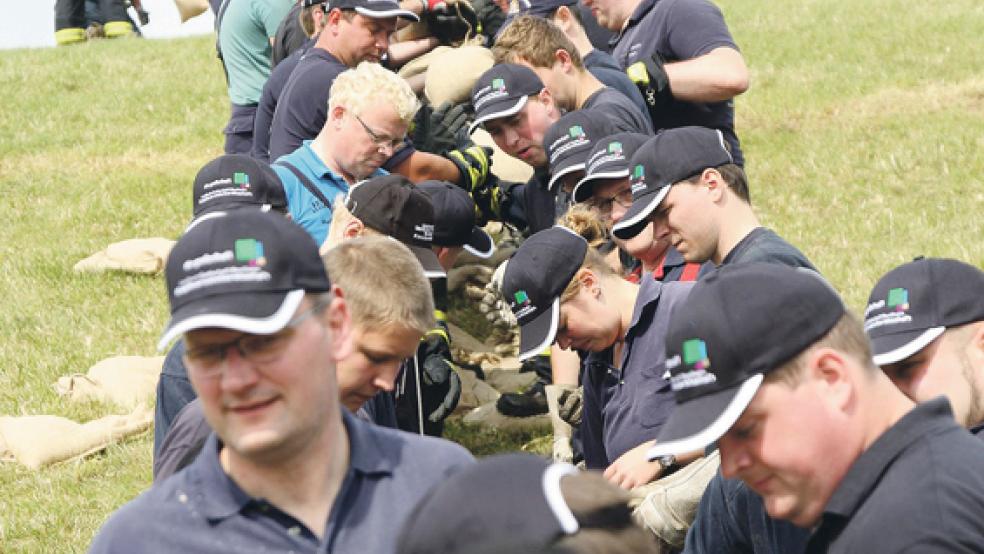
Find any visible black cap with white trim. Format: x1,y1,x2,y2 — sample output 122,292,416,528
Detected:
327,0,419,20
501,226,587,360
646,263,844,461
864,257,984,366
612,126,733,240
396,453,580,554
192,154,288,217
417,180,495,258
543,110,617,191
469,64,545,135
159,210,330,351
572,132,650,204
344,174,445,279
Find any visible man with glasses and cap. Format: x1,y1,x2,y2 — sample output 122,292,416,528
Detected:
647,263,984,553
91,209,473,553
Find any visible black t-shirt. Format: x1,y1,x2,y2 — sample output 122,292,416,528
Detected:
268,47,348,160
806,398,984,553
721,227,816,272
252,36,313,162
583,49,649,118
271,2,306,68
611,0,744,165
582,86,654,134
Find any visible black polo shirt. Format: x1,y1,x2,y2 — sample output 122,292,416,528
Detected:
721,227,817,272
252,36,315,162
582,87,654,134
806,397,984,553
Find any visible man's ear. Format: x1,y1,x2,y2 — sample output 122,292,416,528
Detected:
554,48,574,72
551,5,574,31
701,168,727,202
323,289,354,362
537,88,558,117
342,218,364,239
324,7,344,32
576,268,599,296
806,347,854,412
965,321,984,373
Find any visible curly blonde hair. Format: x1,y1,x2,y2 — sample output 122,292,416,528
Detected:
328,62,420,125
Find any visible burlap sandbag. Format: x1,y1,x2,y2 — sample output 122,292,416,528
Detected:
0,407,152,470
73,237,176,274
471,128,535,183
398,46,452,82
174,0,209,22
424,45,494,106
54,355,164,411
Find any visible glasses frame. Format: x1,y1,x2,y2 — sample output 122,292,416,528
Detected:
590,187,634,215
352,113,404,151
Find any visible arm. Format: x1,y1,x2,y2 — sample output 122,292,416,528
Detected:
663,46,748,103
604,442,703,490
391,151,461,183
387,37,441,68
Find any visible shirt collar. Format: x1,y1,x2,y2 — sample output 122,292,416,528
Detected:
821,397,956,519
341,408,399,476
188,433,255,522
300,140,348,183
625,274,663,338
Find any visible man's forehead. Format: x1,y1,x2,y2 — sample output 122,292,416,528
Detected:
484,105,530,132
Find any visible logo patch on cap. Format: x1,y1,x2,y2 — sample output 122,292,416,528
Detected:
630,164,646,193
608,142,623,155
414,223,435,243
233,172,250,189
668,338,717,391
235,238,266,267
887,287,909,312
514,290,530,306
569,125,585,139
492,78,506,92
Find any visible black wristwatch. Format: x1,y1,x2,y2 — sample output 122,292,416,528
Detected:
657,454,676,469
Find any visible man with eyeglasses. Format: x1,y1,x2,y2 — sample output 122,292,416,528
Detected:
573,131,707,283
91,209,474,554
271,61,420,248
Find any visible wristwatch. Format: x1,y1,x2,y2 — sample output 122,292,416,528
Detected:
657,454,676,469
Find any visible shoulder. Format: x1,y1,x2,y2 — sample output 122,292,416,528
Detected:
88,476,198,553
365,422,475,472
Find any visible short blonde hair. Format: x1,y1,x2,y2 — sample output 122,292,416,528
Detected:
492,15,584,69
322,236,436,334
328,62,420,125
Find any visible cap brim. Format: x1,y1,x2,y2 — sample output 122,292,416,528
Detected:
612,185,670,240
546,162,585,191
463,227,495,259
354,5,419,20
646,373,764,461
409,244,448,279
518,297,560,361
157,289,306,352
572,169,630,204
871,326,945,366
469,95,529,135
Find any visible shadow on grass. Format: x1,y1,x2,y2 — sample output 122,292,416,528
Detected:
444,417,552,458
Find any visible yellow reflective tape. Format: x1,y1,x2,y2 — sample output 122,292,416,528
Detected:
55,28,86,45
626,62,649,86
104,21,134,38
434,310,448,322
425,328,450,343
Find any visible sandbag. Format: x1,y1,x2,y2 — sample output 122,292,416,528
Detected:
174,0,209,22
54,355,164,411
424,45,494,106
73,237,175,274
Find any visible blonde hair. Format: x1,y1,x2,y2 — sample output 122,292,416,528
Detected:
328,62,420,125
492,15,584,69
322,236,436,334
557,204,608,250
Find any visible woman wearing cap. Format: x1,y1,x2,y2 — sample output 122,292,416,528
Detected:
501,225,702,487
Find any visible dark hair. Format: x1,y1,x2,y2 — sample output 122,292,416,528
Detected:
685,162,749,203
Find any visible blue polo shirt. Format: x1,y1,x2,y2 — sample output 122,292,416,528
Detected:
90,410,475,554
272,140,387,246
581,277,694,469
609,0,744,165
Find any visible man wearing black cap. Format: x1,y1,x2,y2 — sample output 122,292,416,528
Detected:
613,126,814,271
154,154,290,456
91,210,473,553
493,15,653,135
865,257,984,436
543,110,619,193
648,263,984,553
580,0,748,165
322,175,464,437
417,180,496,270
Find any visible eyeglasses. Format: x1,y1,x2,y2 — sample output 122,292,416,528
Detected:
589,187,633,215
353,113,404,151
184,301,327,376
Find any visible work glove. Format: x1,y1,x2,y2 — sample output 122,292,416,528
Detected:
447,145,493,193
626,53,673,119
419,327,463,423
411,101,471,155
470,0,506,40
425,0,481,44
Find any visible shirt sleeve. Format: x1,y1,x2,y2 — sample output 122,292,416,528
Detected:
255,0,294,39
662,0,738,60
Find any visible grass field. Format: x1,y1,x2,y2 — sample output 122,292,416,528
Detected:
1,0,982,550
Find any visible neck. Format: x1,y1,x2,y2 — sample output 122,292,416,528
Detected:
318,34,351,67
220,410,350,538
712,201,761,265
311,135,358,184
858,372,916,451
574,71,605,110
608,275,640,342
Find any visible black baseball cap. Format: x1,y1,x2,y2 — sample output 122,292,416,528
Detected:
396,453,581,554
192,154,288,217
501,226,587,360
864,257,984,366
612,127,733,240
158,210,330,351
417,180,495,258
344,174,445,278
469,64,545,135
543,110,617,191
497,0,577,40
327,0,418,20
572,132,650,204
646,263,844,461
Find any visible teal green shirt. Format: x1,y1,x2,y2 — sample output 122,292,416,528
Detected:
218,0,293,105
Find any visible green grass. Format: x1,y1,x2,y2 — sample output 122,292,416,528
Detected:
1,0,982,549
